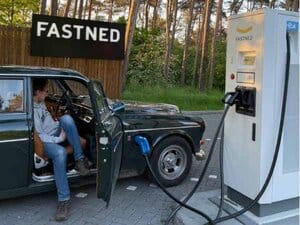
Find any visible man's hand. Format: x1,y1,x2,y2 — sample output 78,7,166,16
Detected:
59,129,66,142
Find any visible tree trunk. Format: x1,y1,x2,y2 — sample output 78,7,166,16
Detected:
163,0,172,79
163,0,177,81
88,0,93,19
84,0,89,19
40,0,47,14
78,0,84,18
73,0,78,18
198,0,213,91
10,0,15,25
152,0,160,28
121,0,140,91
108,0,114,22
170,0,178,52
192,13,203,87
208,0,223,89
64,0,72,17
51,0,58,16
144,1,150,30
181,0,195,85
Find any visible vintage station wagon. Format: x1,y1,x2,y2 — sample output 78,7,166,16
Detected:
0,66,205,204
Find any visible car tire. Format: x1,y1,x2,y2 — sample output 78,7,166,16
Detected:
149,136,192,187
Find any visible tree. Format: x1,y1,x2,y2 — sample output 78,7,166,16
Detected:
78,0,84,18
40,0,47,14
181,0,195,85
192,5,204,87
73,0,78,17
0,0,39,26
151,0,161,28
51,0,58,15
163,0,178,80
108,0,114,22
121,0,140,90
198,0,213,91
208,0,223,89
64,0,72,17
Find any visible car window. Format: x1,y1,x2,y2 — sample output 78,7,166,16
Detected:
65,80,91,107
0,79,24,113
47,79,63,97
92,81,110,121
65,80,89,96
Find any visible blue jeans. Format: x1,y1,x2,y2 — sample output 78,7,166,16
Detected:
44,115,84,202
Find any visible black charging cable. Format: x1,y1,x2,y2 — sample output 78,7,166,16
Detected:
164,104,231,225
144,156,216,225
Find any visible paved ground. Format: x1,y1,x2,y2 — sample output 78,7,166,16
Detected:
0,112,223,225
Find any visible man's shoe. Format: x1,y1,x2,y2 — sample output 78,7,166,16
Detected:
75,158,90,176
84,157,94,169
55,200,69,221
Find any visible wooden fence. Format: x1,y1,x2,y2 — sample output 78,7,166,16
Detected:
0,26,123,98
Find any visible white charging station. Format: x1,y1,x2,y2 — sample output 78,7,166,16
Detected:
224,9,299,223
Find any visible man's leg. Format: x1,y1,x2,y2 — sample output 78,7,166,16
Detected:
59,115,84,160
44,143,70,201
44,142,70,221
60,115,89,176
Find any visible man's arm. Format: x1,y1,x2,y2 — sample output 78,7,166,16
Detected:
34,106,65,143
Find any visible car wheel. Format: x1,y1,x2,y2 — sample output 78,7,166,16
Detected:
149,136,192,187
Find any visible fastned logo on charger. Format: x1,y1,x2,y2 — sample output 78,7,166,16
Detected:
236,26,253,34
235,25,253,41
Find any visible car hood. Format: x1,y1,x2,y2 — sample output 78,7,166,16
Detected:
110,99,180,114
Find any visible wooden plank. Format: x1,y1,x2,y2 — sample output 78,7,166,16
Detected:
0,26,122,98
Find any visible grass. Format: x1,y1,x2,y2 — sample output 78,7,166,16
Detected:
121,84,224,111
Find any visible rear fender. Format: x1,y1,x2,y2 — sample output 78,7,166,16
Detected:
151,131,196,156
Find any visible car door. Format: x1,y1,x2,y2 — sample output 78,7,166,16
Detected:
0,77,30,190
88,80,123,206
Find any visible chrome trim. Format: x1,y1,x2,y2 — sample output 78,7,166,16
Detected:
124,125,201,133
0,138,29,143
0,73,89,82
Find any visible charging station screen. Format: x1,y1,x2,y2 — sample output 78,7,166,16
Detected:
237,72,255,84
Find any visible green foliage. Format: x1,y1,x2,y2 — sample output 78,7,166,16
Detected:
122,84,224,111
127,28,226,90
0,0,39,26
212,36,226,90
127,28,168,86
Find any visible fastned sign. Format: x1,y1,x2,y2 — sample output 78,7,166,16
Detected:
31,14,125,60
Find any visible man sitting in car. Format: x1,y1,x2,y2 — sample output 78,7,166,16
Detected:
33,78,89,221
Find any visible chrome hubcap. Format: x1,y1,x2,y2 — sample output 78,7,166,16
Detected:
158,145,187,180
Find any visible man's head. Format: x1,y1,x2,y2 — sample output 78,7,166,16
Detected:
33,78,48,102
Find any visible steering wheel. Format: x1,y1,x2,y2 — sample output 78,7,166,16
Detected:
57,91,75,115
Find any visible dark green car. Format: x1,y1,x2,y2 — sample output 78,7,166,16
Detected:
0,66,205,205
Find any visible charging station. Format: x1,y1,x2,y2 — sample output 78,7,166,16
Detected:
224,9,299,222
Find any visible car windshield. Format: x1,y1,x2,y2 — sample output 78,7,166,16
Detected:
64,80,91,107
92,81,110,121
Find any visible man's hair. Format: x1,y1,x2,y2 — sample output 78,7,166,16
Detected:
32,78,48,96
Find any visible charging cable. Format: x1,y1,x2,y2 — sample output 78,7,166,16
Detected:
135,135,216,225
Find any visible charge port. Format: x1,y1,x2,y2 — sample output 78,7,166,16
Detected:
235,86,256,117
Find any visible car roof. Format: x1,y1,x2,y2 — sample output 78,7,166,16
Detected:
0,65,89,81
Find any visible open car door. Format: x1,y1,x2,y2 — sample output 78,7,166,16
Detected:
88,81,123,206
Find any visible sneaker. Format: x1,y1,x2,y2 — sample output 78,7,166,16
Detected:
84,157,94,169
75,158,90,176
55,200,69,221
